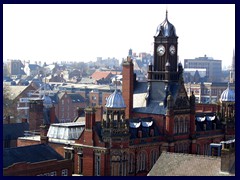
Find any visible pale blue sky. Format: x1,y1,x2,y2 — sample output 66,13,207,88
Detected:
3,4,235,69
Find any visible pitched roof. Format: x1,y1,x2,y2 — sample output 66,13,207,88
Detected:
90,71,113,81
7,85,29,100
148,152,234,176
3,122,29,140
3,144,64,168
28,64,40,70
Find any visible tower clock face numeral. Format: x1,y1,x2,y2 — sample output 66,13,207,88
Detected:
169,45,176,55
157,45,165,56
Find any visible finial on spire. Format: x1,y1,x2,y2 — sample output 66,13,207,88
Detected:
166,9,168,19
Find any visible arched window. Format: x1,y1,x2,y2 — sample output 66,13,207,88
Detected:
150,149,159,168
111,155,120,176
122,152,127,176
174,118,178,134
137,151,147,172
128,153,134,174
180,117,184,133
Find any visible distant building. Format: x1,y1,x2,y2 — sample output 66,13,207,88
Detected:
6,59,25,76
24,62,40,77
184,82,235,104
184,55,222,82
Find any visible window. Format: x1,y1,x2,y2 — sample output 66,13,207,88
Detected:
65,150,73,160
61,169,68,176
78,153,83,174
95,154,101,176
129,153,134,173
62,100,64,105
50,171,57,176
137,151,147,172
150,149,158,168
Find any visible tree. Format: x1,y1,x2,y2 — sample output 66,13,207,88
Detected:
3,84,17,120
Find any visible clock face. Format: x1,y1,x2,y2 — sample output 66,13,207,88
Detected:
157,45,165,56
169,45,176,55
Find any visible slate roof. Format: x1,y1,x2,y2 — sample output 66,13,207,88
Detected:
3,122,29,140
133,81,182,115
28,64,40,71
148,152,234,176
3,144,64,168
7,85,29,100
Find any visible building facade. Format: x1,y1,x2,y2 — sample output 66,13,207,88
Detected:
184,55,222,82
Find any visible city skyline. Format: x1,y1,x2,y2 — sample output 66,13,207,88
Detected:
3,4,235,68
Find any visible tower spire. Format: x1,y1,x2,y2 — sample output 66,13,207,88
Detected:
166,9,168,20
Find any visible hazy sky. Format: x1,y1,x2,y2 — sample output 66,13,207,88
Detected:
3,4,235,68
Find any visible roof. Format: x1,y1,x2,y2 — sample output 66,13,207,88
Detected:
79,77,96,84
133,81,184,115
220,83,235,102
3,144,64,168
3,122,29,140
90,71,113,81
105,89,126,108
148,152,234,176
155,11,177,37
7,85,29,100
28,64,40,70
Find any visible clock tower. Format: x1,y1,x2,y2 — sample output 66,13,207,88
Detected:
149,10,179,82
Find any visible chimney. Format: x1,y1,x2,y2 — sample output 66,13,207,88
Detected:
29,99,44,131
40,124,49,144
122,56,134,119
84,107,96,146
95,106,103,122
85,107,96,130
49,105,56,124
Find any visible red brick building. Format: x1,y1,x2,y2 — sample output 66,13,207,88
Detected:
3,144,73,176
16,12,234,176
55,92,86,123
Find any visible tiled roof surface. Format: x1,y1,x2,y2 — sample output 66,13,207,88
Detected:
7,85,29,100
3,122,29,140
90,71,113,80
3,144,64,168
148,152,234,176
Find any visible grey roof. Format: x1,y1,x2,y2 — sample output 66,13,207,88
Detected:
220,83,235,102
28,64,40,70
155,11,177,37
3,122,29,140
148,152,234,176
3,144,64,168
133,81,184,115
105,89,126,108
